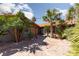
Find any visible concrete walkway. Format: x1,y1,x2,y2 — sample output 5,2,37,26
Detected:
0,36,70,56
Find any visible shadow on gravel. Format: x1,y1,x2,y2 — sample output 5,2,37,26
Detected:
0,35,48,56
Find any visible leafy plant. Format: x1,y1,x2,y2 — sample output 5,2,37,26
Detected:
63,20,79,55
0,11,33,42
42,9,62,38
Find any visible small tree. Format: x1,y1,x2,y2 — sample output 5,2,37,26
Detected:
42,9,62,38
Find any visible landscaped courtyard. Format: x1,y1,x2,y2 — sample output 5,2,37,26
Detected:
1,3,79,56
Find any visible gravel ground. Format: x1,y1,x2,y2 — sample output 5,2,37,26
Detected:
0,36,71,56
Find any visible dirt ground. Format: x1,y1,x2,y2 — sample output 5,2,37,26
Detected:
0,35,71,56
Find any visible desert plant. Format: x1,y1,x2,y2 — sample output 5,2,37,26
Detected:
63,20,79,55
42,9,62,38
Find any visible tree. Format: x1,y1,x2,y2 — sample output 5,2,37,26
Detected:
65,6,76,27
16,11,34,41
0,11,32,42
42,9,62,38
0,14,24,42
74,3,79,20
66,7,75,20
14,11,33,42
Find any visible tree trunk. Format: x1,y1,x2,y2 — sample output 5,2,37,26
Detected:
53,25,56,38
17,29,21,41
16,28,23,42
14,28,19,42
50,22,53,38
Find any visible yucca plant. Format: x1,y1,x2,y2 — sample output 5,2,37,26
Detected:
42,9,62,38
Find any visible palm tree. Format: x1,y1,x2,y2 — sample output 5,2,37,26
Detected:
66,7,75,25
42,9,61,38
16,11,34,41
0,11,32,42
74,3,79,20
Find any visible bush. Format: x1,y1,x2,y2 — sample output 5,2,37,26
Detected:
62,27,73,39
56,27,63,38
63,21,79,55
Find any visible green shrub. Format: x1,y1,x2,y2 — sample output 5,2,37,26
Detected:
55,25,67,39
62,27,73,39
63,21,79,55
56,27,63,38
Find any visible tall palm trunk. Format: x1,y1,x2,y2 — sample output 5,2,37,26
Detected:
50,21,57,38
50,22,53,38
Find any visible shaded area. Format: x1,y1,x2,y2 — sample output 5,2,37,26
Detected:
0,35,48,56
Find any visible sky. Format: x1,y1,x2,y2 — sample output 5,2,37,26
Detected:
28,3,74,24
0,3,34,19
0,3,74,24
